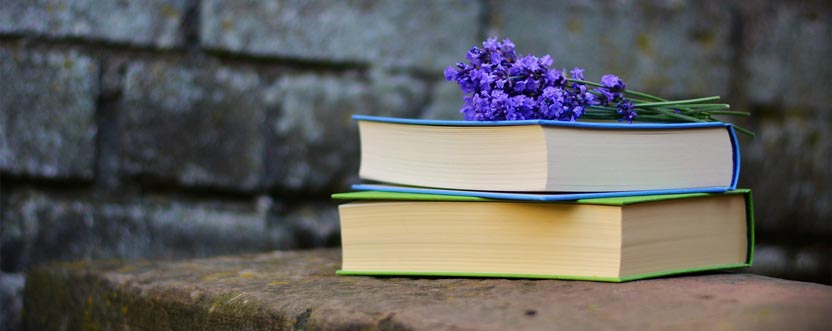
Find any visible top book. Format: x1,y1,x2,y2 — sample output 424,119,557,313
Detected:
356,115,740,193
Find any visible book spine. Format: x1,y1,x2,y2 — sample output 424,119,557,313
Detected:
746,190,755,265
728,125,741,190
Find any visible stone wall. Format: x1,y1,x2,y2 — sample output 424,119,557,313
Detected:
1,0,829,329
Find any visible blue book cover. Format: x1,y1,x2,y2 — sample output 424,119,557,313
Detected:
354,115,740,194
351,184,733,201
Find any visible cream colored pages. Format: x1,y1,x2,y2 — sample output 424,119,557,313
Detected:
619,195,747,277
358,121,549,191
544,127,733,191
340,201,622,278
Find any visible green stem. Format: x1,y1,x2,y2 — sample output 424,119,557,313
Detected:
683,107,733,113
708,111,751,116
528,78,751,133
566,78,603,88
581,115,618,120
641,107,709,120
587,105,618,112
648,107,708,122
679,103,730,109
652,108,706,122
567,78,666,102
634,96,721,107
732,125,756,137
634,115,681,122
584,113,617,117
623,90,666,102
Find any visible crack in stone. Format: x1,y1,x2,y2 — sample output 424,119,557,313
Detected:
292,308,311,331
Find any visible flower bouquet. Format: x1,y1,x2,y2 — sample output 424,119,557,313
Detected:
444,38,753,136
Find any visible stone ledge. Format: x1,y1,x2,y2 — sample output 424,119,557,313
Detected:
24,249,832,331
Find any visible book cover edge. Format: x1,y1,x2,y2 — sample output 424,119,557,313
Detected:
729,125,741,190
335,262,751,283
335,269,624,282
352,114,730,130
746,190,756,265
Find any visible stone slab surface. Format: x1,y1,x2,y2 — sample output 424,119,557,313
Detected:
25,249,832,331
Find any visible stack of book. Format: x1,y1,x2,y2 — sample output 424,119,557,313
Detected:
333,115,753,282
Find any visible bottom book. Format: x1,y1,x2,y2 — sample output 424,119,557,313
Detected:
332,189,754,282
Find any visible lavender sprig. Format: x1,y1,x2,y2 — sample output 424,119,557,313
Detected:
445,38,754,136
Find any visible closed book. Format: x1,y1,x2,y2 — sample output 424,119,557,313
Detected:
355,115,740,193
334,190,754,282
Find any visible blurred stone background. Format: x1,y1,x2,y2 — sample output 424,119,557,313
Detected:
0,0,829,329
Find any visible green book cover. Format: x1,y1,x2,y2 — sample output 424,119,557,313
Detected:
332,189,750,206
333,190,755,282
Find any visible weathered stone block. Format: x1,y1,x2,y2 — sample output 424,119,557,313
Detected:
118,61,266,192
422,80,466,120
24,249,832,330
200,0,481,71
264,70,427,193
0,272,24,331
142,193,292,259
494,0,734,98
742,1,832,113
0,188,290,272
0,0,187,48
749,244,832,285
740,117,832,235
271,201,340,248
1,188,146,272
0,48,97,180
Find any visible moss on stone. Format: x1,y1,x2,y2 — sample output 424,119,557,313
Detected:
24,249,832,331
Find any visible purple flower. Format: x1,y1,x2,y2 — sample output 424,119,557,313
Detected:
595,88,616,105
616,100,638,124
444,69,455,81
500,38,516,58
570,67,585,81
482,37,500,52
601,74,625,92
593,74,627,105
537,85,587,122
544,68,565,87
447,37,633,123
539,55,554,68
